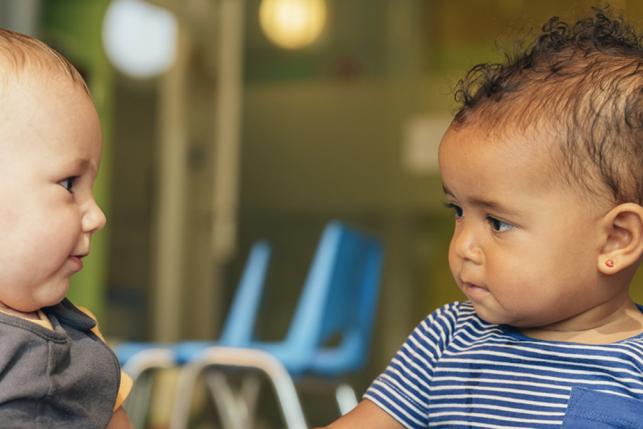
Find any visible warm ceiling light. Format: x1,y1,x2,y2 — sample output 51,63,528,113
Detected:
259,0,327,50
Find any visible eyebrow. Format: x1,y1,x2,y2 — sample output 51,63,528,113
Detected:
442,184,522,216
74,159,90,169
67,158,97,175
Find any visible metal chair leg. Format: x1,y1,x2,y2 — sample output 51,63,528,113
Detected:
122,348,176,429
335,383,358,415
239,373,261,421
171,347,308,429
124,371,154,429
204,371,250,429
170,362,201,429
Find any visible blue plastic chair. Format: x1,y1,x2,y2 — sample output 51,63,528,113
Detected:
114,241,271,428
171,221,384,429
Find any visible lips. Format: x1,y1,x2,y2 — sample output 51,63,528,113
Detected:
461,282,490,299
69,255,86,271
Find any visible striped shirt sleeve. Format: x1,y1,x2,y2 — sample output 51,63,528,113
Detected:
364,302,461,429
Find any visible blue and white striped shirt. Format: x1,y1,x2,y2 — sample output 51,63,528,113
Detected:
364,301,643,428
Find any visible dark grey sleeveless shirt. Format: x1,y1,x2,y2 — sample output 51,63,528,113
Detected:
0,299,120,428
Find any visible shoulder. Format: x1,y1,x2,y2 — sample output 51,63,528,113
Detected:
75,305,97,321
417,301,475,334
410,301,498,349
74,304,107,341
399,302,474,356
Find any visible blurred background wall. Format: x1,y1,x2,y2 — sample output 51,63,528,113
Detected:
2,0,642,413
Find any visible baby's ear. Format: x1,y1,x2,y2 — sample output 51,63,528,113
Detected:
598,203,643,274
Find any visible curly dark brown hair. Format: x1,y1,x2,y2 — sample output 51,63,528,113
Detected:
452,9,642,205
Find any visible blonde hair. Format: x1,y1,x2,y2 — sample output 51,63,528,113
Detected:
0,28,89,94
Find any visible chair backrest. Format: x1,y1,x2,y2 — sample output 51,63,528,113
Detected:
219,241,271,346
284,221,384,371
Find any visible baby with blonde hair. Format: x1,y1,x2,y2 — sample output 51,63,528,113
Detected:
0,29,131,428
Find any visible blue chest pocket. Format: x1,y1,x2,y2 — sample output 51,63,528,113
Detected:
562,387,643,429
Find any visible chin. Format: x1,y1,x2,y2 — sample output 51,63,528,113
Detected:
50,295,67,306
39,285,70,308
471,304,511,326
478,314,507,325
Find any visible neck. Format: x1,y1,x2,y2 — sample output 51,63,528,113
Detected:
521,295,643,344
0,302,40,321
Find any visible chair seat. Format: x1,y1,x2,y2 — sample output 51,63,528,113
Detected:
116,342,172,366
245,341,364,378
173,341,220,365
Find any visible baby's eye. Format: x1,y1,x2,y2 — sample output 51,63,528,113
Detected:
487,216,513,232
445,203,463,219
59,177,77,193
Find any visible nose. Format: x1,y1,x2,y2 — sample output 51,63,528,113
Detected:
82,198,107,234
451,222,483,265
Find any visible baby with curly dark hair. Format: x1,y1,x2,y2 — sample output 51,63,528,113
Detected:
319,9,643,429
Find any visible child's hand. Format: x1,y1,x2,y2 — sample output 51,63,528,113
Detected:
105,407,133,429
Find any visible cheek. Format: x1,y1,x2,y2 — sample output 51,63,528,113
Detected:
41,215,82,254
14,204,81,261
483,248,539,301
534,226,594,271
